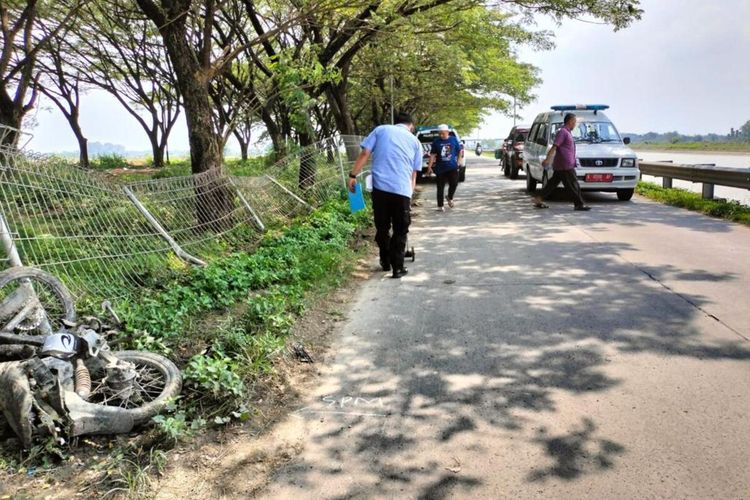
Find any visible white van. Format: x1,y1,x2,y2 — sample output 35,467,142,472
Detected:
524,105,639,201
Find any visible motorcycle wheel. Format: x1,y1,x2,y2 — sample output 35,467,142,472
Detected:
87,350,182,424
0,267,76,332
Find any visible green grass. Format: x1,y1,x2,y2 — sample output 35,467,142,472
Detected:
636,181,750,225
631,142,750,153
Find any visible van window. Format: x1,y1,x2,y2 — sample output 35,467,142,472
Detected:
528,124,539,143
551,121,621,143
536,123,548,146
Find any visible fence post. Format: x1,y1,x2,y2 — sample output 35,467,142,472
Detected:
0,213,24,268
336,137,347,189
662,177,673,189
122,187,206,266
228,177,265,232
264,175,313,211
702,183,715,199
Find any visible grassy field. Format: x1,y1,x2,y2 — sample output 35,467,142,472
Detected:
631,142,750,153
636,181,750,225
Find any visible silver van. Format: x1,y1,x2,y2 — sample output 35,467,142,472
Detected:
524,105,639,201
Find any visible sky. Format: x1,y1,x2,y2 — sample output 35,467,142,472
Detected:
473,0,750,140
26,0,750,153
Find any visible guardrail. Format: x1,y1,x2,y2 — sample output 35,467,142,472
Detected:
639,161,750,199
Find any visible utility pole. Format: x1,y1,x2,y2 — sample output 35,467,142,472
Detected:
390,75,395,124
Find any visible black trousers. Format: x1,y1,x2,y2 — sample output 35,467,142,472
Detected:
538,169,586,207
371,188,411,270
436,169,459,207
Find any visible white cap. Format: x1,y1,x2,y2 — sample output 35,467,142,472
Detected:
437,124,450,131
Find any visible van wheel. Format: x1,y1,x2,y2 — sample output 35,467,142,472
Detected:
525,166,537,192
617,188,634,201
510,160,519,179
502,156,510,177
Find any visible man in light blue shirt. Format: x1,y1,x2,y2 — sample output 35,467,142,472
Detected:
348,113,422,278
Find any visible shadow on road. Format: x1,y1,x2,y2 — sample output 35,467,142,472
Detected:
252,164,750,498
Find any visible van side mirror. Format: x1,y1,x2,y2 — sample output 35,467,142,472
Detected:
623,137,631,145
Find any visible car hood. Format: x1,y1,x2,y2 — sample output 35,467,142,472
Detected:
575,143,635,157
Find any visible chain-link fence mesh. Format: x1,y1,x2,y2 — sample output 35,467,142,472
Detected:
0,130,365,299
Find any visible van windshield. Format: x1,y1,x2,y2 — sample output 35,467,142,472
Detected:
551,121,622,144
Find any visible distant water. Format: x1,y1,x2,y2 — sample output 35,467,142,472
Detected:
637,150,750,206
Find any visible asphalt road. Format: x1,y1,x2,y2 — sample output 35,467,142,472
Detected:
261,158,750,499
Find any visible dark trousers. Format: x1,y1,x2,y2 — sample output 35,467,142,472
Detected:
371,188,411,270
538,169,586,207
436,169,459,207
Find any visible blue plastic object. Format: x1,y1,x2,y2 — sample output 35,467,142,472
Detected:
348,182,366,213
550,104,610,111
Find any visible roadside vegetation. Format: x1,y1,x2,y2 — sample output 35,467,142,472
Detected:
0,196,372,496
636,181,750,225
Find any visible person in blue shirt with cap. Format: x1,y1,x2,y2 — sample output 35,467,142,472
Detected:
348,113,422,279
426,124,463,211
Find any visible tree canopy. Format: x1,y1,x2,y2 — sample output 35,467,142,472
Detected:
0,0,645,169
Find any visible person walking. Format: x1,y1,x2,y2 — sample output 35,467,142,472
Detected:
533,113,591,211
427,124,463,211
348,113,422,278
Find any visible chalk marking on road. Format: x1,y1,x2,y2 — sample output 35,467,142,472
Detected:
291,395,389,418
292,408,387,418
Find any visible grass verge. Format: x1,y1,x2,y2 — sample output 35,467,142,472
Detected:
0,197,372,496
636,181,750,225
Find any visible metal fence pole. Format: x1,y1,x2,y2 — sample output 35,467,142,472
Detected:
122,187,206,266
264,175,313,211
228,177,265,232
0,213,24,267
336,137,347,189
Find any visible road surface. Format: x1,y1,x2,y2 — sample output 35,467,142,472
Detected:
261,157,750,499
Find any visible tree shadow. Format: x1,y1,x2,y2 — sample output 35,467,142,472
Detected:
527,417,625,482
245,166,750,497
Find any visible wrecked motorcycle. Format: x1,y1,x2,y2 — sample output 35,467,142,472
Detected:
0,266,182,448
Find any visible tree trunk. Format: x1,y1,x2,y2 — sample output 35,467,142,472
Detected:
157,22,221,175
77,136,89,168
142,9,229,231
0,104,22,149
261,106,285,161
151,142,165,168
237,137,249,161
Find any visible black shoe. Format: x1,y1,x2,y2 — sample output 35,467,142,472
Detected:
380,261,391,272
391,268,408,279
574,205,591,211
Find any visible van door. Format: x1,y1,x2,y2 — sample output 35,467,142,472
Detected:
526,123,540,178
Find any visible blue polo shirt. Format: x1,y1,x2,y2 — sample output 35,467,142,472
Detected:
361,124,423,198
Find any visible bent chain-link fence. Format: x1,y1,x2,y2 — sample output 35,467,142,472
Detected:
0,131,365,299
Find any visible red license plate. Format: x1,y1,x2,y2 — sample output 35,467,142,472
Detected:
585,173,614,182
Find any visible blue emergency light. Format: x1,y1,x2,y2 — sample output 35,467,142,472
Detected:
550,104,610,111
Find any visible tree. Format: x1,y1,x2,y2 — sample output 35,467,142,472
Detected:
739,120,750,142
346,5,545,134
72,2,181,168
35,31,91,167
0,0,82,148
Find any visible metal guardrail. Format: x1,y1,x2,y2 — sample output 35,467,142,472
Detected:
639,161,750,199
